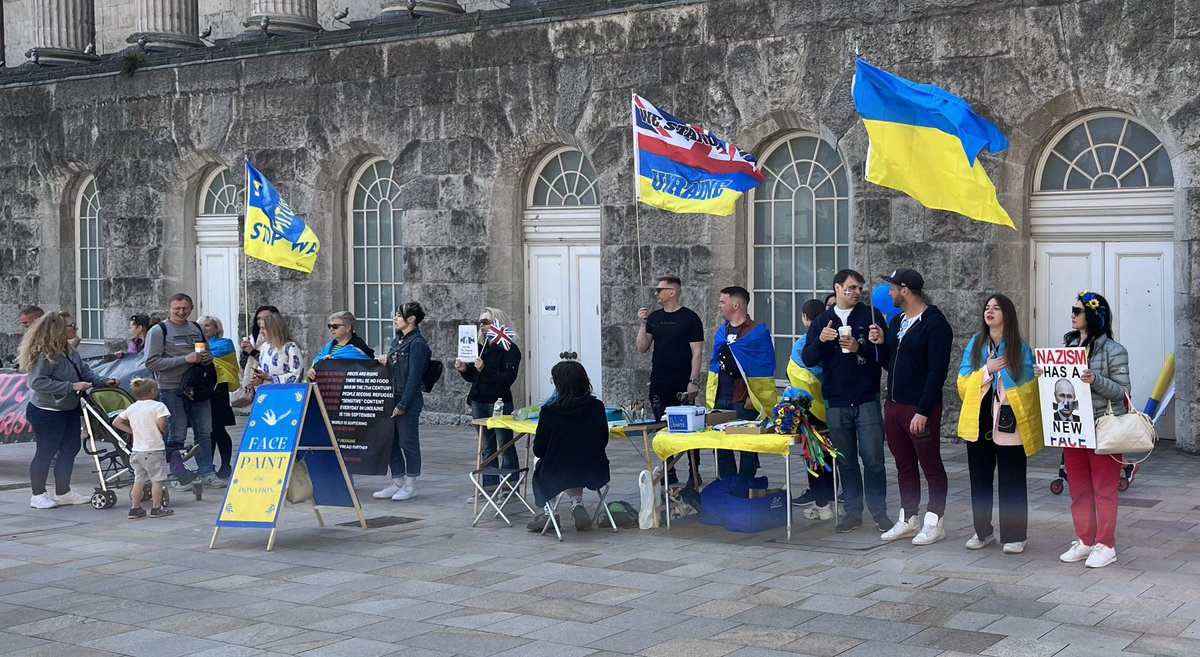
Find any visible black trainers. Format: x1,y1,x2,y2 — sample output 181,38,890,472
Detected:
150,506,174,518
874,514,892,532
572,505,592,531
526,512,556,532
791,489,815,506
128,507,146,520
836,517,862,533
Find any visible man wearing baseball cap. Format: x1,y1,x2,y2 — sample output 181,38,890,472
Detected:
868,268,954,546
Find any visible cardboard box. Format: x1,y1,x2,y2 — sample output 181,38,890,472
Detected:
724,424,773,435
705,410,737,426
748,488,786,499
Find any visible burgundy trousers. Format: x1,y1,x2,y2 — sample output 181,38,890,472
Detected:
884,401,947,517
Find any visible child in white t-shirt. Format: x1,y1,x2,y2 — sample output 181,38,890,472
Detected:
113,378,174,519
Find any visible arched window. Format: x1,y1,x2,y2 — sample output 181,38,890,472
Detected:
76,176,105,341
200,168,244,215
529,149,599,207
349,158,403,351
751,135,850,374
1038,114,1174,191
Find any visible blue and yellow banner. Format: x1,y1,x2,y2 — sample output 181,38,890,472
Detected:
956,336,1042,457
633,94,764,216
853,60,1015,229
244,160,320,273
784,335,825,423
705,322,777,420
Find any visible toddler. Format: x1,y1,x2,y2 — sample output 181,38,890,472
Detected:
113,378,175,519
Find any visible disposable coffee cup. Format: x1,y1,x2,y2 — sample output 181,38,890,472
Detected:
837,325,853,353
194,342,206,353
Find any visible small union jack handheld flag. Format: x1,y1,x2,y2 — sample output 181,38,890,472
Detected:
486,320,517,351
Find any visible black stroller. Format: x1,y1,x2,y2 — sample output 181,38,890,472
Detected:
80,387,202,509
1049,453,1139,494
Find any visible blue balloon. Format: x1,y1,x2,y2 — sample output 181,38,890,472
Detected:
872,283,899,323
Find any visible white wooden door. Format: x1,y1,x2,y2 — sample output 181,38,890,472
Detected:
197,246,240,335
1035,240,1175,438
526,244,602,404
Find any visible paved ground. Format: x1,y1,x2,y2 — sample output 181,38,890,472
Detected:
2,422,1200,657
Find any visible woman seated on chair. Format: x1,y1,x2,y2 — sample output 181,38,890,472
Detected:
527,360,610,532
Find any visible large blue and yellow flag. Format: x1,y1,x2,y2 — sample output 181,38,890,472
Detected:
783,335,826,423
956,335,1042,457
633,94,764,216
244,160,320,273
853,60,1015,229
705,322,777,420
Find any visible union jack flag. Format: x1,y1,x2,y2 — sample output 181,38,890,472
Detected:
486,320,517,351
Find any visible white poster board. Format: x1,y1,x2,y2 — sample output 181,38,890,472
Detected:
457,325,479,362
1036,347,1096,449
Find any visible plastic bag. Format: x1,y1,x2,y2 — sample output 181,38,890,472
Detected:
638,469,658,529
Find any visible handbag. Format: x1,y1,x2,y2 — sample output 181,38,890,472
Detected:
1095,390,1156,458
285,460,313,504
229,384,258,408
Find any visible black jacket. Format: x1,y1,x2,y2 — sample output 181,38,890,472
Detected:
882,305,954,416
458,342,521,404
387,328,431,413
532,395,610,507
801,304,889,407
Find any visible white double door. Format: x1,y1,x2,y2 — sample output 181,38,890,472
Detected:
1035,240,1174,438
196,215,241,339
526,244,602,404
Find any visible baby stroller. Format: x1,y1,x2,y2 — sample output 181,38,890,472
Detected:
1049,452,1138,494
80,387,201,509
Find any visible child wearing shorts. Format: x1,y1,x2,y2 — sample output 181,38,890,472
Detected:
114,378,175,519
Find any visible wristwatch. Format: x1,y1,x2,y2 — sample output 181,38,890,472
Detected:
689,377,703,387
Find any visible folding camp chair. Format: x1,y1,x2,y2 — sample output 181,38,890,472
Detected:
468,466,536,527
538,484,619,541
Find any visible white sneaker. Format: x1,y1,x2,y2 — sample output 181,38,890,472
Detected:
911,512,945,545
30,492,59,509
391,477,416,501
1059,540,1093,563
54,490,91,505
373,481,403,499
1086,543,1116,568
965,533,995,550
803,504,833,520
880,509,921,541
1003,541,1026,554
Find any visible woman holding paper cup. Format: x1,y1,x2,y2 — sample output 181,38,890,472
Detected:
1036,291,1130,569
956,295,1041,555
455,307,523,490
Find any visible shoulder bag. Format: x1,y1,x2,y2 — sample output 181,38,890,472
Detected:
1095,390,1156,460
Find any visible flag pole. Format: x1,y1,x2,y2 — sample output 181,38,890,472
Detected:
631,92,646,289
243,156,252,346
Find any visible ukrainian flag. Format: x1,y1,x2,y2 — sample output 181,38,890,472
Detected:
244,160,321,273
956,336,1042,457
853,60,1015,229
705,322,777,420
783,335,826,423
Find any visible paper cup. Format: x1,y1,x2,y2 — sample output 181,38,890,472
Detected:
838,325,853,353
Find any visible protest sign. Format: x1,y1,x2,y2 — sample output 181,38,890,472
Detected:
312,359,393,475
1036,347,1096,448
458,325,479,362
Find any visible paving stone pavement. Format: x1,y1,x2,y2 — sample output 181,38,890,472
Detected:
2,424,1199,657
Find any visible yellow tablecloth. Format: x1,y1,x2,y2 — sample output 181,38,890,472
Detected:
483,416,641,440
653,428,791,460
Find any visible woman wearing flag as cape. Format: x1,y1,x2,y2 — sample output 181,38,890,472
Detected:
956,294,1042,555
306,311,376,380
705,286,776,479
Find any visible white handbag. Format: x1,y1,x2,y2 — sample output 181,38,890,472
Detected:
1094,391,1156,458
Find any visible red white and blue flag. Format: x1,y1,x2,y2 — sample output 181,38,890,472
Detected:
486,320,517,351
633,94,764,217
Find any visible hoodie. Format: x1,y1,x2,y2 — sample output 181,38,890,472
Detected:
882,304,954,415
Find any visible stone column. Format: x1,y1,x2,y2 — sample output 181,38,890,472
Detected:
377,0,463,22
28,0,99,66
244,0,320,35
127,0,202,51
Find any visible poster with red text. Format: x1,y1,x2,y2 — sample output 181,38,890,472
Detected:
1036,347,1096,449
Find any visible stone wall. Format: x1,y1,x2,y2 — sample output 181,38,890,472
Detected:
0,0,1196,446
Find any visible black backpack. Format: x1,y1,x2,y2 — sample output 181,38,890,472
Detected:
155,322,218,402
421,359,443,393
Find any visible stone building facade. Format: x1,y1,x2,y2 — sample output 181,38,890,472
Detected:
0,0,1196,447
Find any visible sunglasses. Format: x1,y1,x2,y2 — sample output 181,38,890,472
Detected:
477,319,492,326
652,288,672,294
1071,307,1084,317
327,324,345,330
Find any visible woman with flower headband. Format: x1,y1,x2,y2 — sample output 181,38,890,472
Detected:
1036,291,1130,569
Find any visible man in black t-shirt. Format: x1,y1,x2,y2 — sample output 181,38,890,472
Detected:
637,276,704,485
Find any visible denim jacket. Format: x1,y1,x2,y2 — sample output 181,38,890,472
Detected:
387,329,431,413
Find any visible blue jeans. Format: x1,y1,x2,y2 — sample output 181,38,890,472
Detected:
390,395,422,478
826,401,888,522
471,400,517,487
159,388,215,481
27,405,82,496
715,395,760,479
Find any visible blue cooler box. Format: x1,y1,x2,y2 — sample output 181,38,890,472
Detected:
699,476,768,526
724,489,788,533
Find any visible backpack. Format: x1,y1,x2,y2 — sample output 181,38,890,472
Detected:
421,359,443,393
607,500,640,528
155,321,218,402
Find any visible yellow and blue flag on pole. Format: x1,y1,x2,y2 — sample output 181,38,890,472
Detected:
853,59,1015,229
244,160,320,273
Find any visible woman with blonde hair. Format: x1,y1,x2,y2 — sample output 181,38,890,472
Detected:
20,313,115,509
253,313,305,385
454,307,522,490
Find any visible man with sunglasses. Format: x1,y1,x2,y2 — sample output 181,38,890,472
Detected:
637,276,704,486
